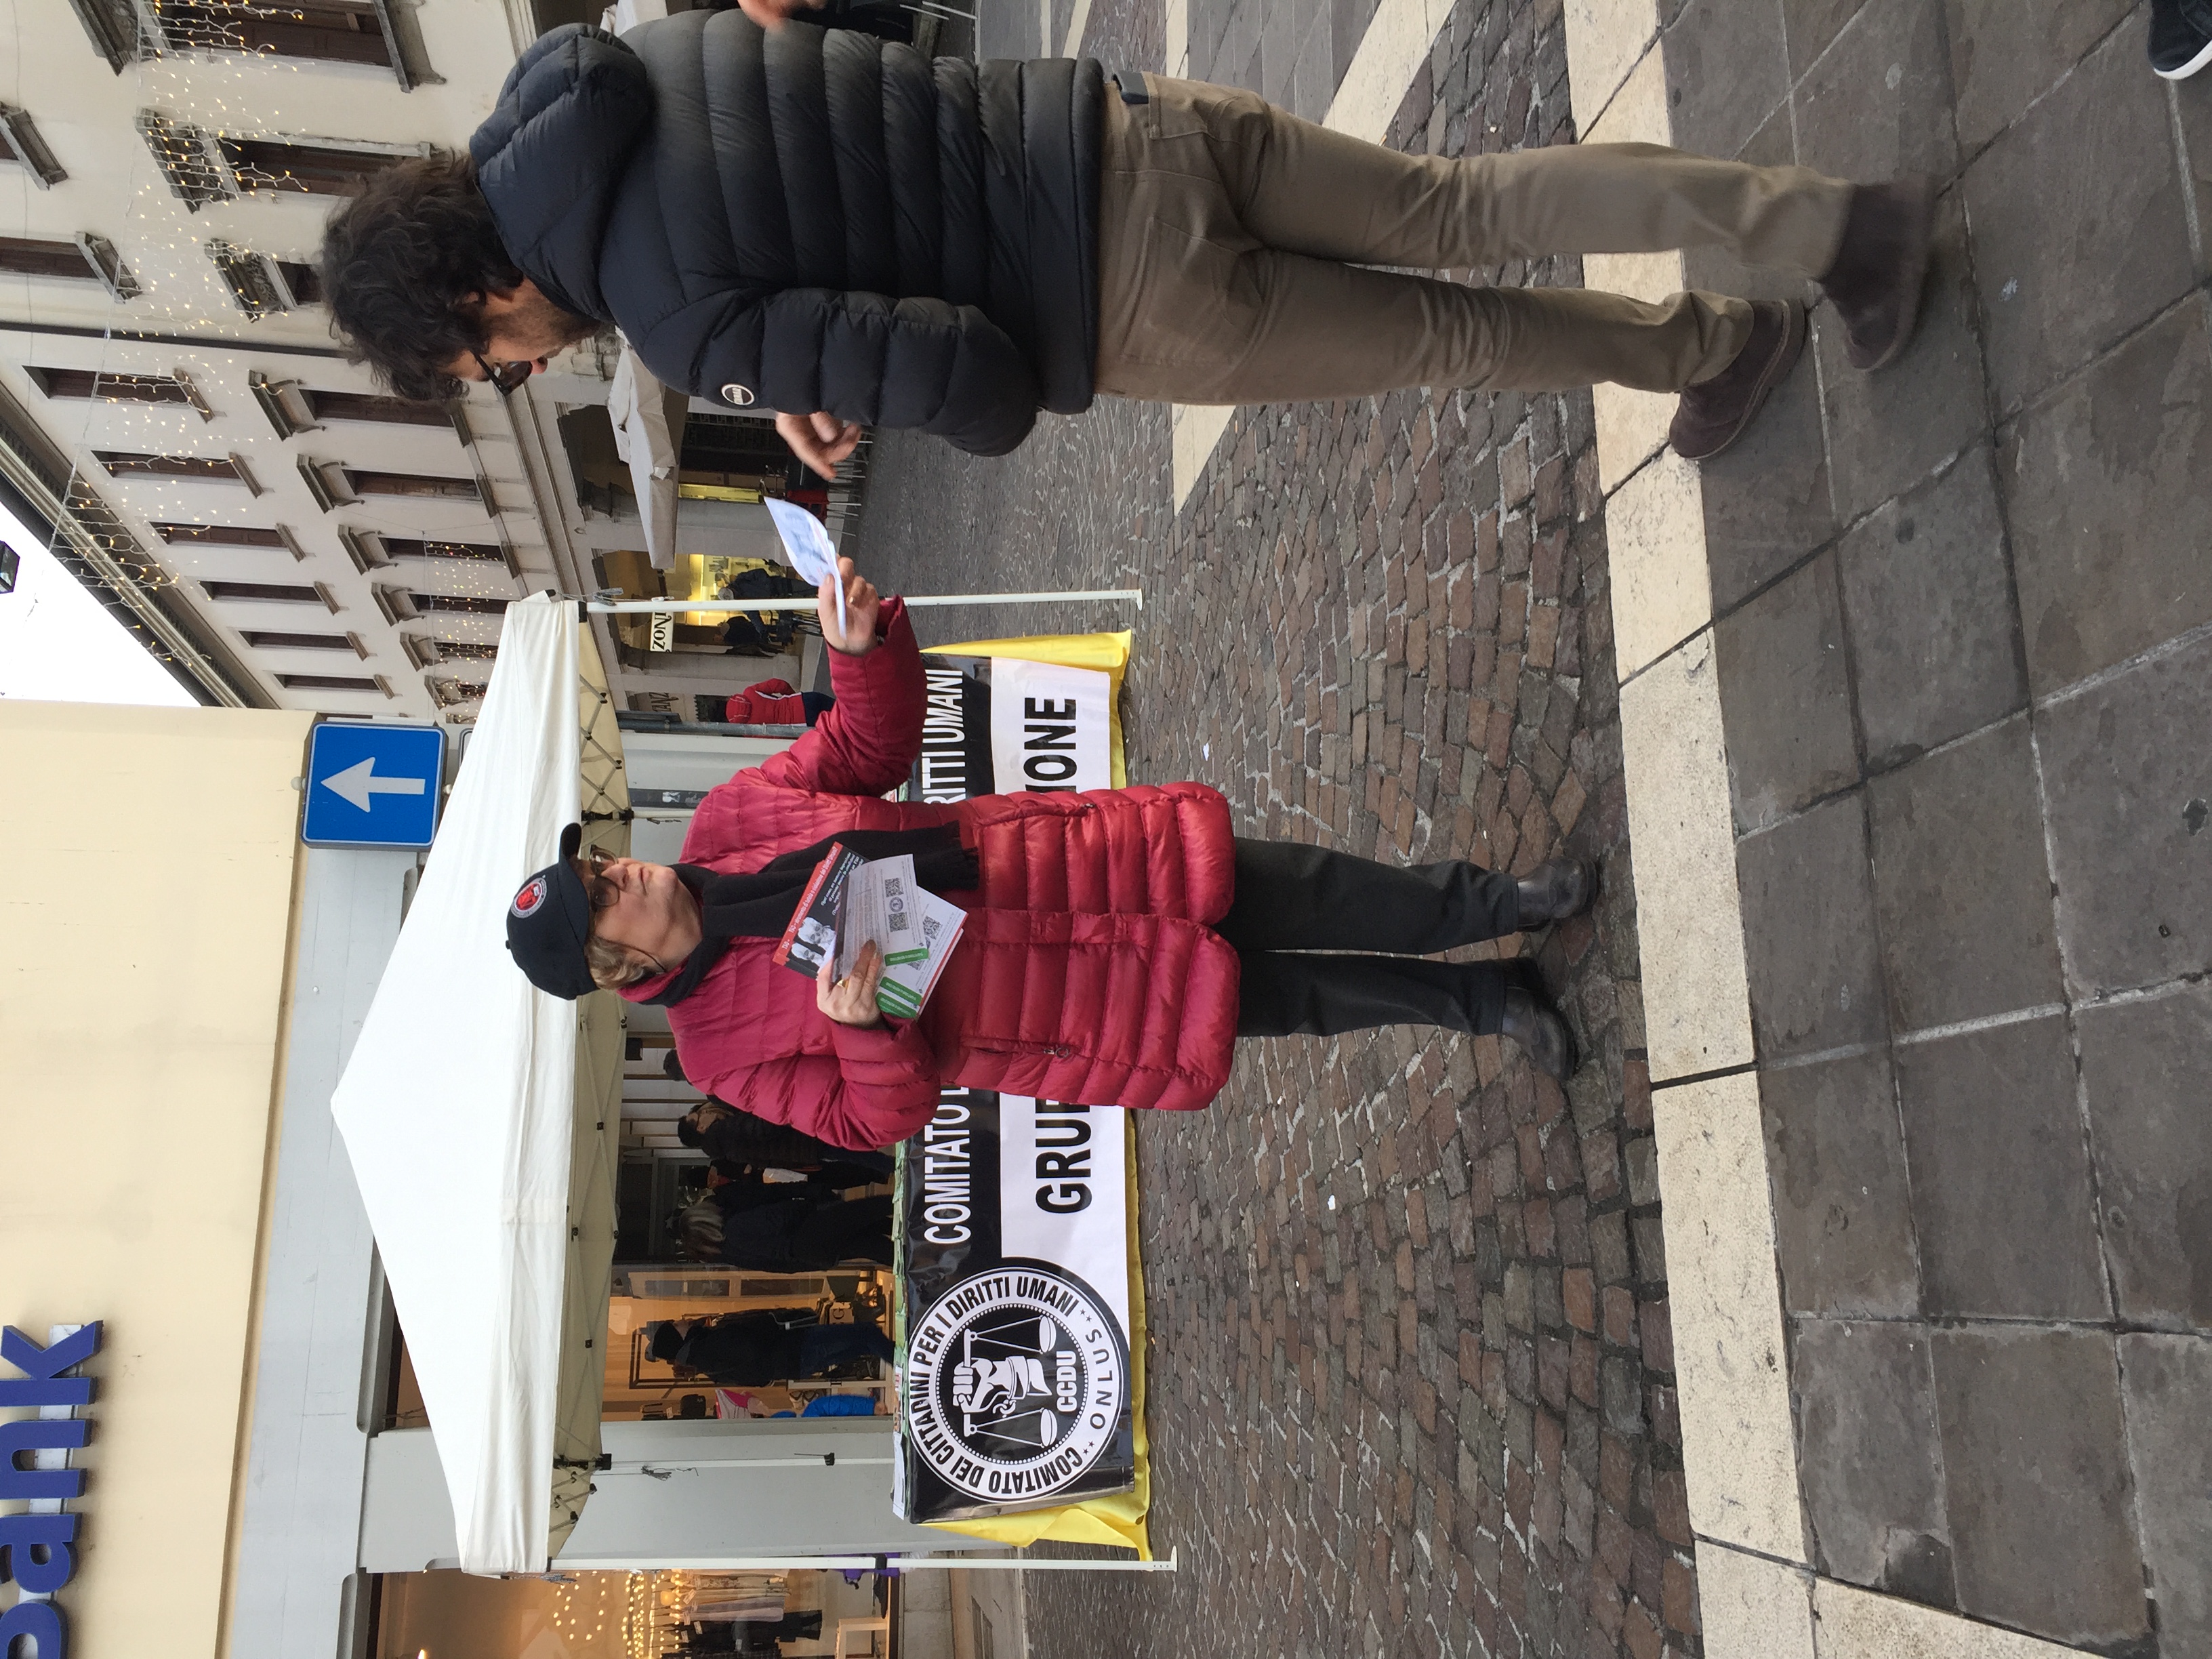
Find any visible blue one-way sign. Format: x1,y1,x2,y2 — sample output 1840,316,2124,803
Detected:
302,722,447,848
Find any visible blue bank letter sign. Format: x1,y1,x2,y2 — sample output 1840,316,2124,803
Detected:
0,1322,102,1659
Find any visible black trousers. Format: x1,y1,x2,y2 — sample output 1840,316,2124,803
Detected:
790,1193,895,1267
1214,839,1523,1039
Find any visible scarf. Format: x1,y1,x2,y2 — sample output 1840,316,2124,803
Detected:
642,826,978,1007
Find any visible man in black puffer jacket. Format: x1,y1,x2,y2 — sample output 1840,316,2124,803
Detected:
321,12,1936,469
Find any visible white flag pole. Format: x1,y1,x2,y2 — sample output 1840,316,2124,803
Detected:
537,1549,1181,1574
586,589,1143,614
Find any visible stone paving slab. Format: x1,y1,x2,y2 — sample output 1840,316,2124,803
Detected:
1572,1,2212,1655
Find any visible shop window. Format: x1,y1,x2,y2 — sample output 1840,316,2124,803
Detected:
250,371,447,436
300,460,480,514
203,577,333,607
30,367,186,405
312,388,443,425
98,450,257,491
64,0,149,72
161,0,437,89
26,366,212,420
275,261,322,302
346,468,480,501
428,638,496,661
135,112,235,209
157,1,394,67
207,241,320,317
229,137,405,197
679,409,808,491
0,105,68,188
278,670,390,694
402,636,497,671
375,586,508,623
338,529,510,574
244,628,363,653
152,520,298,553
376,536,504,562
0,233,138,300
140,111,408,209
74,0,434,87
426,675,487,708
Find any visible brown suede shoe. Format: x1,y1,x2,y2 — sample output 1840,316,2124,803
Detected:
1668,299,1806,462
1819,178,1936,371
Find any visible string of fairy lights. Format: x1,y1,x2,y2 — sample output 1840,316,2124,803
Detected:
10,4,514,715
535,1566,796,1659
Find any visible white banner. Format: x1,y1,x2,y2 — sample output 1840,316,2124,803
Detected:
998,1098,1130,1324
987,661,1112,794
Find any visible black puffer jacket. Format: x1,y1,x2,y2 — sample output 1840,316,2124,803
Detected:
472,19,1105,455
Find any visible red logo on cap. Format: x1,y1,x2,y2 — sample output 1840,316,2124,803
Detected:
511,875,548,918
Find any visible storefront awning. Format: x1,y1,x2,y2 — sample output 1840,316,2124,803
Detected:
331,594,627,1574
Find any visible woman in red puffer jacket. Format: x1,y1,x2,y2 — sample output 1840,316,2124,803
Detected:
504,560,1588,1149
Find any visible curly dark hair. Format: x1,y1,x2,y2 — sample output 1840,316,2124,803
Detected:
319,152,522,403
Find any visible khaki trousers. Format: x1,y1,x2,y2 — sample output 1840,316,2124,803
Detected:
1094,75,1856,404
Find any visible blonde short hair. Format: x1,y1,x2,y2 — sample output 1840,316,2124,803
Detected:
584,930,651,989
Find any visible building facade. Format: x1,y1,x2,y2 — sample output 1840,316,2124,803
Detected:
0,698,969,1659
3,0,850,727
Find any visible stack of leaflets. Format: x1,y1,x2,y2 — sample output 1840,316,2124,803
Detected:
772,843,966,1019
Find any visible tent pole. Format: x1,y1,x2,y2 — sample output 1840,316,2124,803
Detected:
585,589,1143,614
542,1549,1179,1574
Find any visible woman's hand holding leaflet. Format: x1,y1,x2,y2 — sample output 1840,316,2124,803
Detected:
816,938,886,1028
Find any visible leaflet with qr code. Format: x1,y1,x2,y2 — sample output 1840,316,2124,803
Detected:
837,853,966,1017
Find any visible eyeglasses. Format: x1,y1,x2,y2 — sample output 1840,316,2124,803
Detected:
470,350,533,396
576,847,620,911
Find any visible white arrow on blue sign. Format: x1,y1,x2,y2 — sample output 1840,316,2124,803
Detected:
301,722,447,848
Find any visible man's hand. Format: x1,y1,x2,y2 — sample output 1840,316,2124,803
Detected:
819,556,880,656
736,0,825,26
817,941,886,1028
777,409,863,480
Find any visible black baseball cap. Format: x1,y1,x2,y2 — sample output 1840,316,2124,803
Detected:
505,822,598,1000
648,1320,687,1363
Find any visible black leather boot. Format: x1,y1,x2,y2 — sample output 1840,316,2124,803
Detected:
1818,178,1936,371
1501,985,1580,1081
1515,857,1598,930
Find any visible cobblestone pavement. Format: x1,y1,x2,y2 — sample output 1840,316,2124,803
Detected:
855,3,1702,1654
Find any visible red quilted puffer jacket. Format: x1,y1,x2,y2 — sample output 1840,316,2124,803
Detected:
624,599,1242,1149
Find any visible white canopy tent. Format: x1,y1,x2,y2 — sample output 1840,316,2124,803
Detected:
331,595,627,1574
333,583,1147,1573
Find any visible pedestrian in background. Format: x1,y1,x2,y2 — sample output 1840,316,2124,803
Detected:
672,1176,897,1271
722,678,832,727
320,12,1931,470
672,1092,893,1180
648,1311,892,1387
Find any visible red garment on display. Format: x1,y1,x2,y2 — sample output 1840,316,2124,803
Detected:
625,599,1240,1149
722,678,806,724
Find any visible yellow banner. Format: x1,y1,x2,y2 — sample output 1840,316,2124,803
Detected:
918,630,1148,1557
924,630,1133,788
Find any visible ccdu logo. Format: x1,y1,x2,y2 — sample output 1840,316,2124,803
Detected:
1,1322,102,1659
906,1264,1125,1504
